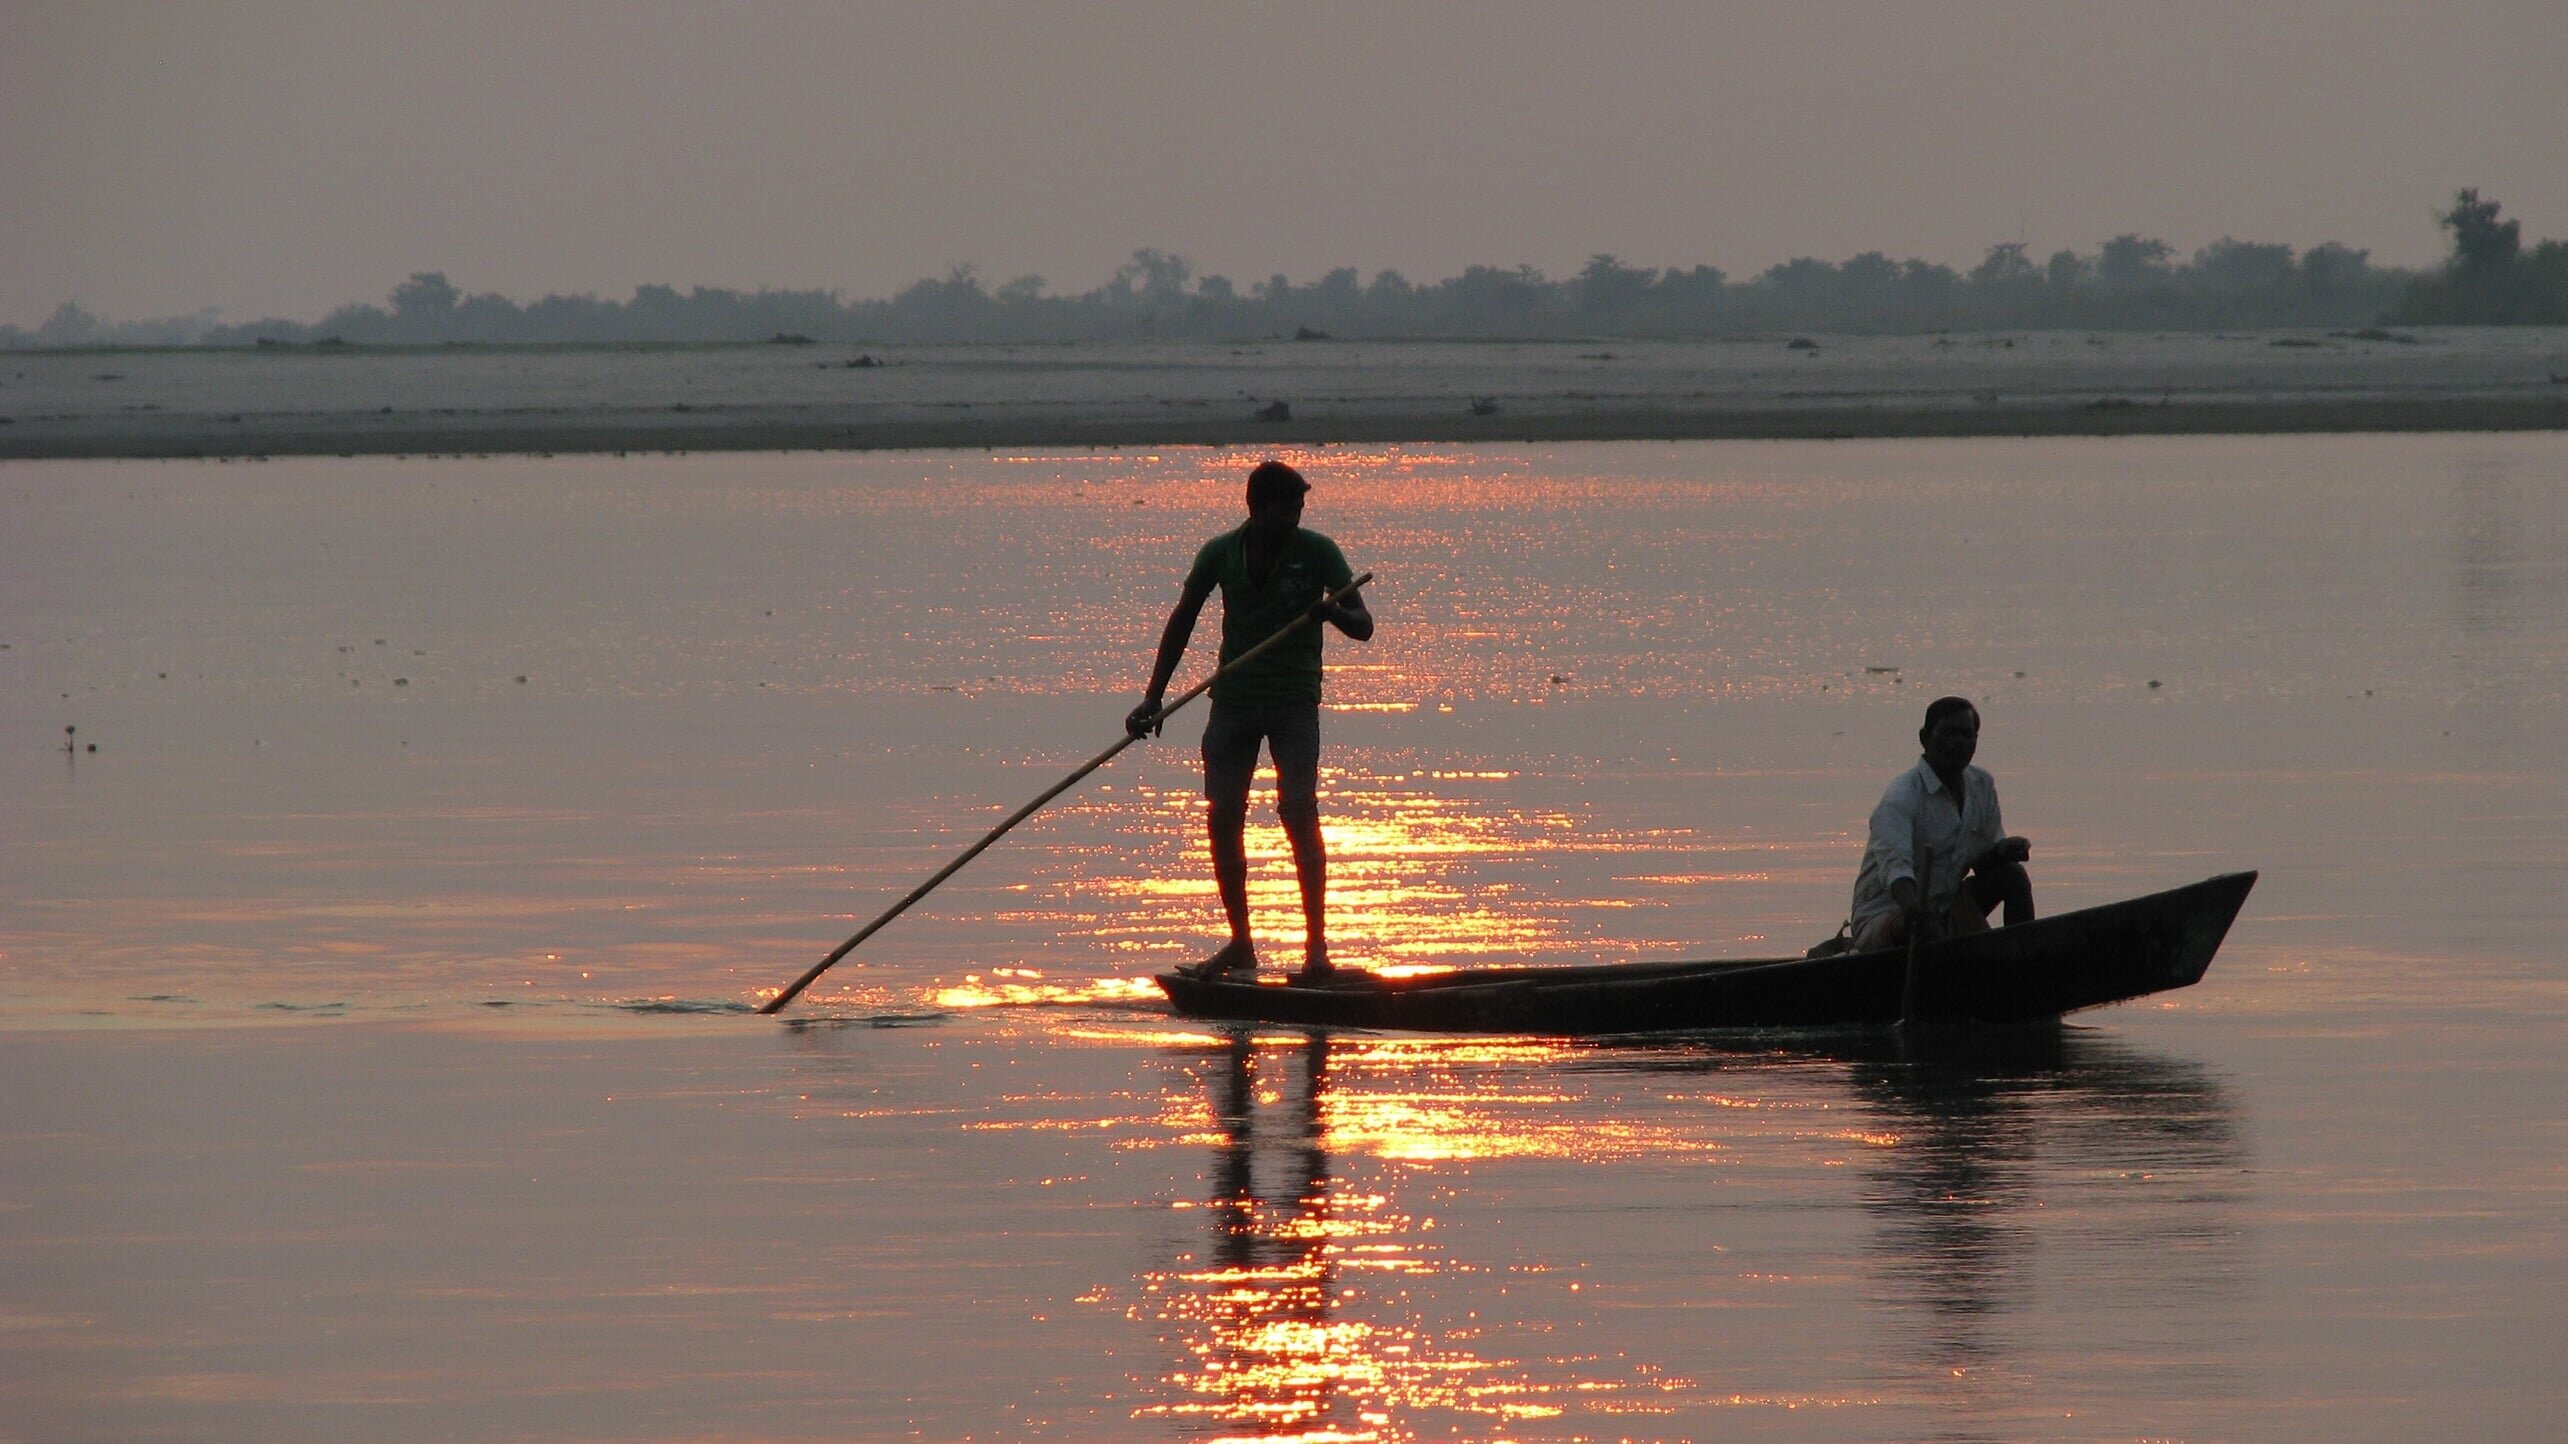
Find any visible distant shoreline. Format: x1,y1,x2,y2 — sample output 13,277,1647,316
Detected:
5,396,2565,461
5,331,2562,460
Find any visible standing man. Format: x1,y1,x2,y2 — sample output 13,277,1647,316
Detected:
1847,696,2035,952
1127,460,1373,984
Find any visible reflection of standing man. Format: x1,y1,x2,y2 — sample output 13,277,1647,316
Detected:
1127,461,1373,983
1209,1030,1332,1265
1187,1030,1338,1431
1847,696,2035,952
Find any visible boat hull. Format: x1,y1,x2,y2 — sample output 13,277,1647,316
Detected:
1156,871,2256,1034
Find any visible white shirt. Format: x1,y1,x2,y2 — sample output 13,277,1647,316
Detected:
1849,758,2006,928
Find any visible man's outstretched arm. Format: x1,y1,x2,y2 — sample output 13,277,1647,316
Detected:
1127,579,1213,736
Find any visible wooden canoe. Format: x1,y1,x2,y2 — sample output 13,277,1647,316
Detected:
1156,870,2256,1034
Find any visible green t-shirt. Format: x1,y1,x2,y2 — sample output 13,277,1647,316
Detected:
1186,526,1356,704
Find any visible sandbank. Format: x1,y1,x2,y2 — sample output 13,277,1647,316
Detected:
2,395,2564,461
2,330,2562,460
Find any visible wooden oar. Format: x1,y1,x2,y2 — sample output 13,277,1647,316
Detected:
1899,848,1932,1025
757,571,1374,1015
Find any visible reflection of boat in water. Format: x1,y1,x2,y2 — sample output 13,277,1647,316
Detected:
1160,871,2255,1033
1135,1023,2245,1436
1836,1025,2246,1375
1593,1023,2246,1406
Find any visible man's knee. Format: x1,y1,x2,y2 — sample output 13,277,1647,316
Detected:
1206,797,1250,832
1999,861,2034,920
1971,859,2023,896
1969,860,2034,925
1985,860,2032,903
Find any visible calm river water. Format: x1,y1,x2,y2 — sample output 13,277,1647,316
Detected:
4,435,2564,1440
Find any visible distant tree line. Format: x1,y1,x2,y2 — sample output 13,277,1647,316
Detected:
9,191,2561,348
2385,190,2568,325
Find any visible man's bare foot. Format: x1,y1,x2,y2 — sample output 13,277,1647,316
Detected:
1182,939,1258,980
1289,948,1335,986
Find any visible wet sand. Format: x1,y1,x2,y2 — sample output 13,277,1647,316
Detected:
3,329,2563,459
9,393,2568,460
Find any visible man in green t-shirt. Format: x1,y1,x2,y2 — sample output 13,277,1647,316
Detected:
1126,460,1374,983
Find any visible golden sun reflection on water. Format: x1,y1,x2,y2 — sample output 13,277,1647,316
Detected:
927,1014,2249,1437
928,969,1162,1011
1098,1032,1748,1439
1035,768,1693,979
882,762,1703,1017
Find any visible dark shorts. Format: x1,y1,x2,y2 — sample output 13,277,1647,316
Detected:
1201,701,1321,813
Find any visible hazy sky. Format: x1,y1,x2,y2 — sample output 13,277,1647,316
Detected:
6,1,2564,326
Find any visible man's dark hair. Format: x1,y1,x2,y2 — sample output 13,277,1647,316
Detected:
1245,459,1310,506
1920,695,1978,744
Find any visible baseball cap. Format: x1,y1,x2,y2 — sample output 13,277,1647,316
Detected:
1245,460,1310,505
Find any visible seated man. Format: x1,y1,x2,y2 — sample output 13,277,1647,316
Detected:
1846,696,2034,953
